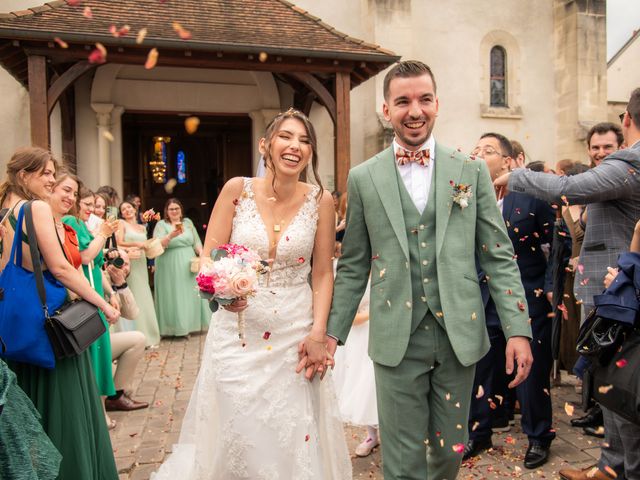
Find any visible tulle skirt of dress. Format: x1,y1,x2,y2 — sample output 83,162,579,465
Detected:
152,283,352,480
332,321,379,426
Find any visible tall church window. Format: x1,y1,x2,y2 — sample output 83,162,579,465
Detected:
490,46,507,107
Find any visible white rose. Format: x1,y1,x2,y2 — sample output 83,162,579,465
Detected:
459,198,469,208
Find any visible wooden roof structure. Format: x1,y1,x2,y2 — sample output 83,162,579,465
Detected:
0,0,399,191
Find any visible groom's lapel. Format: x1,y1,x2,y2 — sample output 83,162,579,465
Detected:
435,143,464,256
368,147,409,260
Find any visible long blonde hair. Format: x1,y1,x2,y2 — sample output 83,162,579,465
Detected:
0,147,59,204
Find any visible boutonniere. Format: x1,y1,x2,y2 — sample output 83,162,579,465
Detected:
450,181,472,209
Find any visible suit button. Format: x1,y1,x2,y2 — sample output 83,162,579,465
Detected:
422,260,428,266
405,301,412,308
421,296,427,302
423,278,429,283
419,225,425,230
421,242,427,248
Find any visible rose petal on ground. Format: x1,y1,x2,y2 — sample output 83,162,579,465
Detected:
564,402,575,416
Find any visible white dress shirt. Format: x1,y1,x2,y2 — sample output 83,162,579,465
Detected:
393,136,435,214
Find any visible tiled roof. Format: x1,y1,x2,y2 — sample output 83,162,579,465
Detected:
0,0,396,61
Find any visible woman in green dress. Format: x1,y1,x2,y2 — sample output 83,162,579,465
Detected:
63,187,118,403
0,148,119,479
153,198,210,336
116,200,161,347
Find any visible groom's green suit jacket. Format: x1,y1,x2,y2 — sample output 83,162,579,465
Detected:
327,144,532,368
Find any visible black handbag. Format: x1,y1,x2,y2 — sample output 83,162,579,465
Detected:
592,328,640,426
24,203,105,359
576,307,629,365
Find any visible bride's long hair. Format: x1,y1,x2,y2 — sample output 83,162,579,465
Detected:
262,108,324,198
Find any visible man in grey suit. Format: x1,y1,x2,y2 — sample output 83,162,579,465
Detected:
495,87,640,480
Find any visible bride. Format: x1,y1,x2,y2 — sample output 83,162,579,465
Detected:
153,109,352,479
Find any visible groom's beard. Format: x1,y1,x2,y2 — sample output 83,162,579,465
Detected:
395,122,435,149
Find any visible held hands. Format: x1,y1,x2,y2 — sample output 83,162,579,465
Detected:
603,267,619,289
505,336,533,388
296,334,336,381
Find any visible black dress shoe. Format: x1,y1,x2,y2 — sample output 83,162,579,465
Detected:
583,425,605,438
570,405,603,429
462,437,493,461
524,442,550,469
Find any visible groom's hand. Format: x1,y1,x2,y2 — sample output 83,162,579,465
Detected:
506,336,533,388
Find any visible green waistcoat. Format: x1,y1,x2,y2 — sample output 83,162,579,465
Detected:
395,166,444,331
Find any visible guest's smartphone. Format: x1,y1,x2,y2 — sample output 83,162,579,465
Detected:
106,206,118,222
175,222,183,232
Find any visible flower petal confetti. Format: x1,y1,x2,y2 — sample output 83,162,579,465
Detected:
184,116,200,134
598,384,613,394
164,178,178,194
102,130,114,142
88,43,107,64
475,385,485,399
616,359,628,368
564,402,575,416
145,48,159,69
136,28,148,44
262,331,271,340
172,22,192,40
452,443,465,454
83,6,92,18
53,37,68,49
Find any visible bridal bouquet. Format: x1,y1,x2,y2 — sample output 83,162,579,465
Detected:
196,243,269,341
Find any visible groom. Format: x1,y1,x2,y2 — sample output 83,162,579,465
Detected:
327,61,533,480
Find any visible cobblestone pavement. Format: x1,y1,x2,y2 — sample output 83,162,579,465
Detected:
111,334,601,479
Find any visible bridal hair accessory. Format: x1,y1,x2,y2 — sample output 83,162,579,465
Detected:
450,181,472,209
196,243,270,343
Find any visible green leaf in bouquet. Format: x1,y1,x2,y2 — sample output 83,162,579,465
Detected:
211,248,229,261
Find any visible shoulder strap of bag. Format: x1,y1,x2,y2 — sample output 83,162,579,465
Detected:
24,201,49,317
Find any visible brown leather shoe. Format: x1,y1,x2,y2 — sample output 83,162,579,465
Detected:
105,395,149,412
559,466,614,480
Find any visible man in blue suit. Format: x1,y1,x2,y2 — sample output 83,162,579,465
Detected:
464,133,556,468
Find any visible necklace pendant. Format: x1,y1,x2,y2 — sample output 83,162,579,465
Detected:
273,224,281,233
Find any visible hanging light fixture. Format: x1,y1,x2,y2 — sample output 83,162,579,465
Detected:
150,136,171,183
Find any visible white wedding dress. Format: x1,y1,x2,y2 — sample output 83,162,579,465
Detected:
153,178,352,480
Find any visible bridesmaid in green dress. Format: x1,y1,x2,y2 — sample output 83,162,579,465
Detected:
63,187,118,400
0,148,119,479
117,200,161,347
153,198,210,336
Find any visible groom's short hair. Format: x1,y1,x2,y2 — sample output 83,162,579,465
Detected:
383,60,437,100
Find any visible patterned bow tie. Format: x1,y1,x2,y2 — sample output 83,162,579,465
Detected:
396,147,431,167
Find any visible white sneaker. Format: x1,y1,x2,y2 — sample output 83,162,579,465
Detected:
355,436,379,457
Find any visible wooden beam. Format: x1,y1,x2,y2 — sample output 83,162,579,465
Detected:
28,55,49,148
47,60,96,115
288,72,336,123
301,92,316,117
334,71,350,193
59,88,77,167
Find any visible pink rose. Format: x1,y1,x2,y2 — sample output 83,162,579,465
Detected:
229,271,255,297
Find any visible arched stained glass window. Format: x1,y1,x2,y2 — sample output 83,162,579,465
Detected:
490,46,507,107
177,150,187,184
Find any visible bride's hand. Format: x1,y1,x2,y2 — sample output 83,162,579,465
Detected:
223,297,248,313
296,335,333,381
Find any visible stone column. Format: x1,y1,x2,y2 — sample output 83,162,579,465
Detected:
110,106,125,196
91,102,114,187
554,0,607,163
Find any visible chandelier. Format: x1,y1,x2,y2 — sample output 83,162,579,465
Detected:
150,136,170,183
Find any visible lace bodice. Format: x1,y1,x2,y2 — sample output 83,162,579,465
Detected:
230,177,319,288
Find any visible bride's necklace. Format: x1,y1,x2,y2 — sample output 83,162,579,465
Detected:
266,186,298,233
